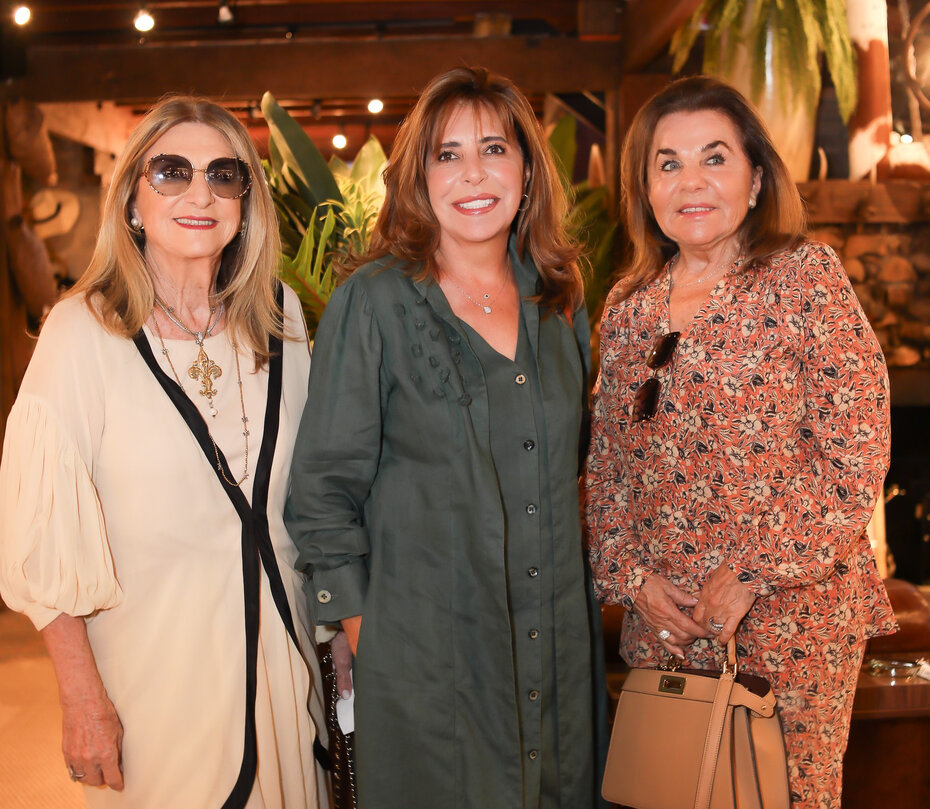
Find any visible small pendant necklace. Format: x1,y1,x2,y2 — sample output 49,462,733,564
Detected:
150,312,250,487
670,255,743,290
154,298,224,416
447,269,510,315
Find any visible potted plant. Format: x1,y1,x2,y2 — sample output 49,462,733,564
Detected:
669,0,858,180
262,91,386,334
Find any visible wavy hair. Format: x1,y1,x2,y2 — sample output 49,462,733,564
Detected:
356,65,583,313
69,95,285,366
618,75,806,299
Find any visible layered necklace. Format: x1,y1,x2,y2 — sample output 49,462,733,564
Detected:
150,300,250,487
154,297,224,415
445,266,511,315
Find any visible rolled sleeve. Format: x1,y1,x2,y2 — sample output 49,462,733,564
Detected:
286,276,383,624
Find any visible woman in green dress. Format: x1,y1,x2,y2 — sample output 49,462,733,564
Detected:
286,66,605,809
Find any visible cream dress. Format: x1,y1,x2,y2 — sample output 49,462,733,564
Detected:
0,286,327,809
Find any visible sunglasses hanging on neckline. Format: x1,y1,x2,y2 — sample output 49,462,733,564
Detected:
631,331,681,423
142,154,252,199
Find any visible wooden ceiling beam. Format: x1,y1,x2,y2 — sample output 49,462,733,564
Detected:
10,36,624,104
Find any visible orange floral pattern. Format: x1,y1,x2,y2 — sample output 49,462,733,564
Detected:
585,242,896,808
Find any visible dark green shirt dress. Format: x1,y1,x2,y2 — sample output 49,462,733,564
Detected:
286,240,606,809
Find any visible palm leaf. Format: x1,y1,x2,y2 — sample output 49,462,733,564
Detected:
261,91,343,210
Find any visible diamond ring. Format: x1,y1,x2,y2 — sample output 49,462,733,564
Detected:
709,617,725,633
68,765,86,781
658,629,671,641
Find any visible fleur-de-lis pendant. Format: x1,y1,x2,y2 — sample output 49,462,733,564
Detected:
188,344,223,417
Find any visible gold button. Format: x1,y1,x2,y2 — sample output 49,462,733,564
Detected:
515,373,527,385
528,749,538,760
528,629,539,639
528,689,539,701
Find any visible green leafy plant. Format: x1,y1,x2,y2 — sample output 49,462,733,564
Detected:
669,0,858,122
547,115,618,320
262,91,386,333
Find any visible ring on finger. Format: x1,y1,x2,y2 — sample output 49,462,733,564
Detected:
709,617,725,634
68,765,86,781
657,629,671,641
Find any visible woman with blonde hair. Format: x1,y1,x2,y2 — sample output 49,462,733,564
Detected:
287,65,607,809
0,96,329,808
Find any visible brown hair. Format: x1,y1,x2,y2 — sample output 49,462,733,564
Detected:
357,65,583,313
618,75,806,298
69,95,286,366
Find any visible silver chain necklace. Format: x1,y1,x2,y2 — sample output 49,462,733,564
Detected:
154,297,223,342
446,271,510,315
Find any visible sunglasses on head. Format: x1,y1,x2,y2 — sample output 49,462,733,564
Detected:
632,331,680,423
142,154,252,199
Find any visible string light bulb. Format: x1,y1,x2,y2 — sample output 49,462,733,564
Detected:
367,99,384,114
13,5,31,25
218,1,234,24
332,133,347,150
134,7,155,32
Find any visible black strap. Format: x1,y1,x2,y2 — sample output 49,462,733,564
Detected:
133,285,310,809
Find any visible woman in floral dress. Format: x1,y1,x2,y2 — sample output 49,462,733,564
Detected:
584,76,896,808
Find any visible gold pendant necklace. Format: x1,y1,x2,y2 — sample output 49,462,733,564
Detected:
150,309,250,487
154,298,223,416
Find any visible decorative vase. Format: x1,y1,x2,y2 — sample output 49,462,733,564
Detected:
724,26,818,182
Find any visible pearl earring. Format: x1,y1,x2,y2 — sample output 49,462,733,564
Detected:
130,215,144,232
748,198,757,209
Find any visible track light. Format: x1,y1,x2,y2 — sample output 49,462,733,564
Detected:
218,1,234,24
367,99,384,114
134,7,155,32
332,133,347,150
13,5,31,25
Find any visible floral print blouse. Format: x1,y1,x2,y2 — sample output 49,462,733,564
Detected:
584,241,896,663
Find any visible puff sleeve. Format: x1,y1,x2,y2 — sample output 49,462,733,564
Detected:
0,300,122,629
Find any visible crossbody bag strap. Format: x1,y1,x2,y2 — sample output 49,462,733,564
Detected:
693,638,738,809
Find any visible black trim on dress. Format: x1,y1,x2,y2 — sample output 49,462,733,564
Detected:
133,284,318,809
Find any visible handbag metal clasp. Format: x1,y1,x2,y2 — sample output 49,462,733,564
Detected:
658,674,686,695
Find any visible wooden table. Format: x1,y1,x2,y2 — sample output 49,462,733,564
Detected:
842,663,930,808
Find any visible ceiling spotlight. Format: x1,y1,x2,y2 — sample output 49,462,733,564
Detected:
332,133,347,150
13,5,31,25
218,1,234,24
367,98,384,114
134,7,155,32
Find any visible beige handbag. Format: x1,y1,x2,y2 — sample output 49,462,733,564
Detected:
602,638,790,809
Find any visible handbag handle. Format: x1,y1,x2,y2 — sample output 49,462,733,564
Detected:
693,638,738,809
